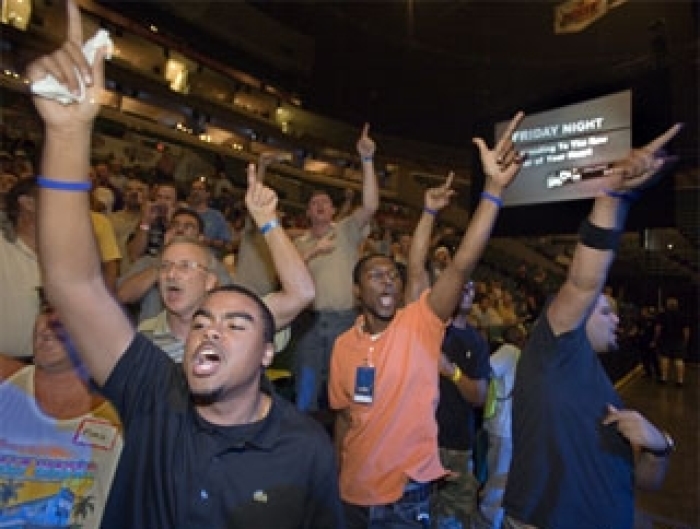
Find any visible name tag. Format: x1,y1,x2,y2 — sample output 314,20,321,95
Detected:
353,365,375,404
74,418,119,450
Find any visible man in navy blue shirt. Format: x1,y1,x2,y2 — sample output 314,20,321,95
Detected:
503,124,682,529
28,4,343,527
434,280,490,529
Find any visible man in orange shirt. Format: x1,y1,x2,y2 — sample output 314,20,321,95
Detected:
329,112,526,529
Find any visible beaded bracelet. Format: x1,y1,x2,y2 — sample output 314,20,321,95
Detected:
423,207,438,216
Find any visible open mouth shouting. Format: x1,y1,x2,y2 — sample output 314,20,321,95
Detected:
191,341,223,376
163,282,184,302
379,293,395,309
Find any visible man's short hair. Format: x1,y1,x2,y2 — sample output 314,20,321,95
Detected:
170,207,204,234
154,180,179,198
353,253,397,285
207,284,275,344
162,236,216,270
5,175,37,227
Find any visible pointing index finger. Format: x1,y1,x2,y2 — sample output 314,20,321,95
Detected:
444,171,454,189
644,123,683,156
361,122,370,138
247,163,257,185
497,111,525,149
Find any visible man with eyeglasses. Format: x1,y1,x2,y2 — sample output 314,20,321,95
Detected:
28,6,340,525
329,113,527,529
117,207,232,323
137,236,219,362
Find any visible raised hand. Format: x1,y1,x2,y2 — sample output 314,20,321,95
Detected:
356,123,376,160
25,0,107,129
245,163,278,229
425,172,456,213
472,111,526,191
605,123,683,193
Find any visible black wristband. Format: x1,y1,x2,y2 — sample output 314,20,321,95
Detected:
578,218,621,251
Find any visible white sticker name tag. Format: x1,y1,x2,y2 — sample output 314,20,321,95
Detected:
74,418,119,450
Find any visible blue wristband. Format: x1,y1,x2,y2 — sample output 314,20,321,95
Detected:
37,177,92,192
361,155,373,163
423,207,438,216
260,218,280,235
481,191,503,208
604,189,640,202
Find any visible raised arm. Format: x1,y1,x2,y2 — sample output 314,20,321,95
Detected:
428,112,526,322
405,172,455,304
241,150,292,234
546,124,683,490
244,164,315,328
547,124,683,336
29,0,133,386
350,123,379,229
126,198,161,262
116,262,159,304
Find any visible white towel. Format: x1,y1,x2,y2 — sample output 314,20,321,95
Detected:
31,29,114,105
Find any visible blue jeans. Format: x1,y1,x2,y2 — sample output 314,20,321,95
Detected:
343,481,432,529
292,309,357,412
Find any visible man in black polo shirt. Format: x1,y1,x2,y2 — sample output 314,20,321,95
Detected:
29,4,343,527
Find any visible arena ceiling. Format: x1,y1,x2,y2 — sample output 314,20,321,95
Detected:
98,0,698,164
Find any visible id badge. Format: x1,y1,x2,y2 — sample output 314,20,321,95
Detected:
353,365,375,404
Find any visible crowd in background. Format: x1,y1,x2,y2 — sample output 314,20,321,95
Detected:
0,26,694,526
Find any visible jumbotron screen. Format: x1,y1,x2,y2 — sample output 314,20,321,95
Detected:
495,90,631,207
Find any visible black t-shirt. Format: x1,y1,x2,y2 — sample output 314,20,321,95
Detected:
436,323,490,450
504,314,634,529
100,333,344,529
